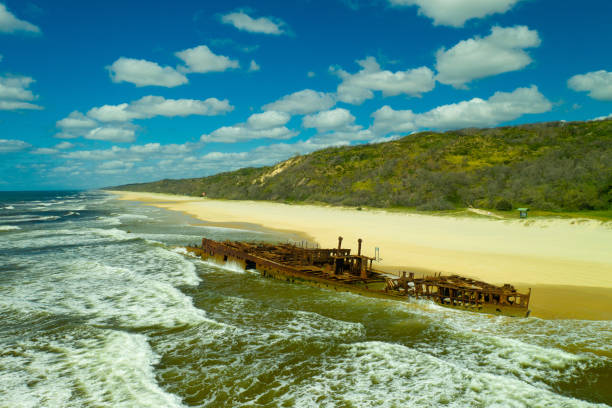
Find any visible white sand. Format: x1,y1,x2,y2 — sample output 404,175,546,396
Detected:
110,191,612,289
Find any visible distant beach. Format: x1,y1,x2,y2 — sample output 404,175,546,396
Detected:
109,191,612,320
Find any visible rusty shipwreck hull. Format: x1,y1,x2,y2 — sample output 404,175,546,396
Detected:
185,237,531,318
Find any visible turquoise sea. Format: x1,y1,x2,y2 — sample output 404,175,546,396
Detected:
1,191,611,407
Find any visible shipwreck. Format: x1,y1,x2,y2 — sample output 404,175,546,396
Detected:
186,236,531,317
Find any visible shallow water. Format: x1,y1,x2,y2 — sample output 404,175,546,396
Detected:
0,191,610,407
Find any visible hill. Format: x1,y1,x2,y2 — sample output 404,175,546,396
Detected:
112,119,612,212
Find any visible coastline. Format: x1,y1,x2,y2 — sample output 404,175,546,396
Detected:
107,190,612,320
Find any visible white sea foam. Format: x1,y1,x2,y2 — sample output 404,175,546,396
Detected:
0,215,60,223
3,205,15,210
0,330,186,408
1,255,206,329
275,341,604,408
0,225,20,231
0,227,135,250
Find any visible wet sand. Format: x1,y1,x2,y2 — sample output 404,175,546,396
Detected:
108,191,612,320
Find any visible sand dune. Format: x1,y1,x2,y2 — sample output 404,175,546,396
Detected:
109,191,612,319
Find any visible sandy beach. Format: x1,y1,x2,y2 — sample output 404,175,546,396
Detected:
109,191,612,320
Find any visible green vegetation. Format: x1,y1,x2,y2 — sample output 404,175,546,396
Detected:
112,119,612,215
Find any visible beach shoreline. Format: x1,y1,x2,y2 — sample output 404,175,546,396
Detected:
107,190,612,320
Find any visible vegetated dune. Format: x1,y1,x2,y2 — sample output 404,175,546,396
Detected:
112,118,612,214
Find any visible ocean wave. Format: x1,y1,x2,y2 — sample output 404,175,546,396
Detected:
0,215,61,223
0,227,137,250
0,258,207,329
274,341,604,408
0,329,185,408
0,225,20,231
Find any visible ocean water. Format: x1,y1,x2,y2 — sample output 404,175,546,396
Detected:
0,191,611,408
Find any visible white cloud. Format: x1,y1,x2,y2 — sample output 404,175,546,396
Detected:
389,0,522,27
0,74,42,110
130,95,233,117
0,138,31,153
246,110,290,129
176,45,239,73
87,103,139,123
61,142,199,162
129,95,233,120
221,11,285,35
567,70,612,101
307,71,315,78
58,96,233,141
201,125,296,143
0,3,41,34
202,107,296,143
371,85,551,135
55,141,74,149
262,89,336,115
303,108,356,132
590,113,612,121
56,111,97,131
370,105,418,136
31,147,58,155
436,26,540,88
87,96,232,123
85,126,136,143
107,57,188,87
100,160,131,170
249,60,260,72
0,100,42,110
333,56,435,104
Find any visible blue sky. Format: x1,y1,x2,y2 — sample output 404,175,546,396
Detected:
0,0,610,190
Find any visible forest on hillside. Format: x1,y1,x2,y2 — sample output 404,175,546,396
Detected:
113,119,612,212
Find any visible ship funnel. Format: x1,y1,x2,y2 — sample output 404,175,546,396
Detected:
337,236,343,250
357,238,362,256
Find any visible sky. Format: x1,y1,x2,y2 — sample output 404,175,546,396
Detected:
0,0,610,190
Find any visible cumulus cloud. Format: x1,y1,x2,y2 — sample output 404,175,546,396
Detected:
302,108,373,144
332,56,435,104
0,74,42,110
176,45,239,73
55,141,74,149
31,147,58,155
246,110,290,129
590,113,612,122
95,160,135,175
0,3,41,34
370,106,418,136
262,89,336,115
55,137,346,187
85,126,136,143
107,57,188,87
436,26,540,88
389,0,522,27
58,96,233,141
567,70,612,101
303,108,356,132
55,116,136,143
130,95,233,118
371,85,551,135
221,11,286,35
249,60,260,72
202,109,296,143
56,111,98,133
201,125,296,144
61,142,200,164
88,95,233,122
0,138,31,153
